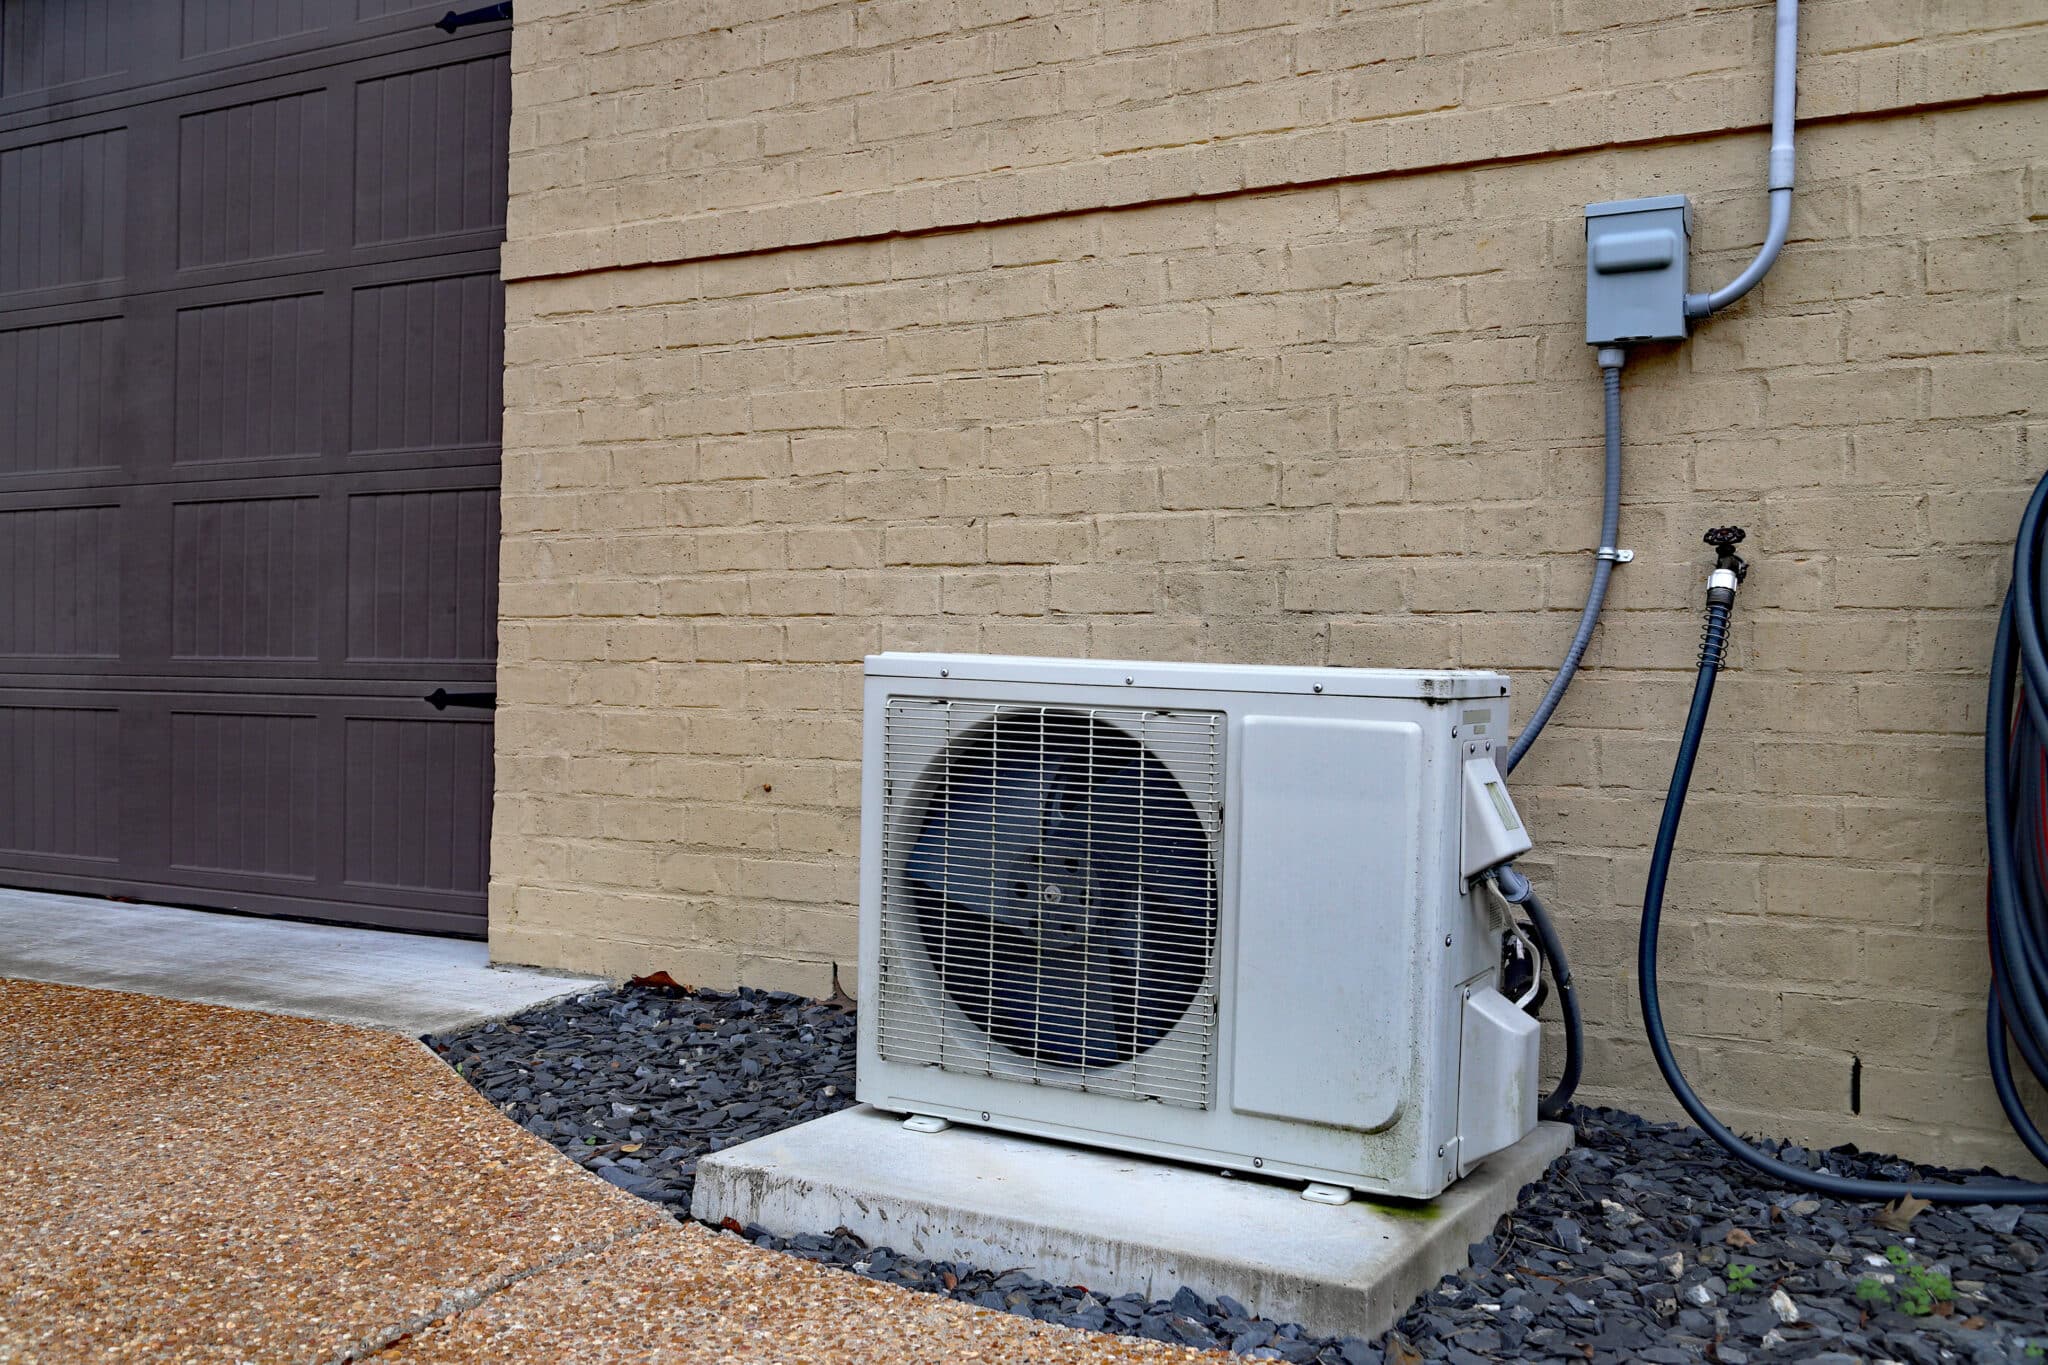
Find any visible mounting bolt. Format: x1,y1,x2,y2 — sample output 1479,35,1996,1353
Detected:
939,668,949,677
980,1111,990,1122
1124,676,1133,685
1312,683,1324,694
1253,1157,1264,1168
1444,934,1453,946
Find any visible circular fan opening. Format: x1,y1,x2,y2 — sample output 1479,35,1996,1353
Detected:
903,708,1213,1070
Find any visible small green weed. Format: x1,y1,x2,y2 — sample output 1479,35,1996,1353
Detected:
1853,1247,1954,1318
1726,1263,1761,1294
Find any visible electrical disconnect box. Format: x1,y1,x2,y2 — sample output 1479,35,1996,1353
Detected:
1585,195,1692,345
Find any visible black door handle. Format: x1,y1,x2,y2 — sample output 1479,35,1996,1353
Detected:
435,3,511,33
425,688,496,710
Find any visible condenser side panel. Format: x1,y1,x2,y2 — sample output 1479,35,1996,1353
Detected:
1229,715,1423,1134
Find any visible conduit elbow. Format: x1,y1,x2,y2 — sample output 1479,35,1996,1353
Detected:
1686,188,1793,320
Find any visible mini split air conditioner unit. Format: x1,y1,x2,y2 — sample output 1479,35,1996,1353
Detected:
856,653,1542,1202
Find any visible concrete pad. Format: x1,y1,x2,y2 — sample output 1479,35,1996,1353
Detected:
0,887,599,1034
693,1105,1574,1341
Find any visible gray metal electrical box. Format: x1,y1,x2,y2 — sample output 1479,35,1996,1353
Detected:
1584,195,1691,345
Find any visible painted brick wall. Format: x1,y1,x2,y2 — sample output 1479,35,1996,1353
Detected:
495,0,2048,1171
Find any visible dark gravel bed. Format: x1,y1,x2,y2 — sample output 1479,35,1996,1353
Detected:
429,984,2048,1364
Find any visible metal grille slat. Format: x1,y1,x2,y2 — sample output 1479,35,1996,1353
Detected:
876,698,1223,1108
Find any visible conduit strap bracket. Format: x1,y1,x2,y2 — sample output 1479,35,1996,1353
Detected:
1596,546,1635,564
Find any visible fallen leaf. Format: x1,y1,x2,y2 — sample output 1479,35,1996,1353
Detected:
1962,1316,1986,1330
619,1143,642,1153
720,1217,744,1233
1725,1227,1757,1249
629,971,689,991
1933,1300,1954,1317
1875,1195,1931,1232
828,963,857,1011
941,1271,958,1290
1385,1333,1423,1365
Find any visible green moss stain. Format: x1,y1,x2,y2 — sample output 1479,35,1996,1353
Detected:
1360,1198,1441,1222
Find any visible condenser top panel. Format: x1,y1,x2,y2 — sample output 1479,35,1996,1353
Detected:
866,653,1510,702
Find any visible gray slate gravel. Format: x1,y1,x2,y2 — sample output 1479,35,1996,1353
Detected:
428,984,2048,1364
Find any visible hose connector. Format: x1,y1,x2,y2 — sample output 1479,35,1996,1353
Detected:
1491,862,1533,905
1699,527,1747,665
1703,525,1748,606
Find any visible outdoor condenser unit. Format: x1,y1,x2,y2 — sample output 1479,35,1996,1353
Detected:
855,653,1542,1201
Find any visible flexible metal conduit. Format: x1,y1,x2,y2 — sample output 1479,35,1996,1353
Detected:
1515,0,1802,769
1500,0,1804,1118
1502,348,1626,776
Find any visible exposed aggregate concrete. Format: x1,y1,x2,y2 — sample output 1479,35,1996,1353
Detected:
0,978,1203,1364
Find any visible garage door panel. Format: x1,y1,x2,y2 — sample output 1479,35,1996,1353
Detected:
0,465,495,685
0,124,126,296
0,501,120,658
0,312,122,475
344,714,492,896
176,86,329,271
350,271,503,455
170,494,324,662
0,685,490,929
168,707,321,879
179,0,326,64
354,52,509,248
172,290,334,464
0,2,481,121
0,0,134,101
0,15,505,933
347,485,499,664
0,701,119,861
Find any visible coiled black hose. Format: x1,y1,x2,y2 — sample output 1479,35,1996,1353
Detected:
1983,470,2048,1170
1641,520,2048,1202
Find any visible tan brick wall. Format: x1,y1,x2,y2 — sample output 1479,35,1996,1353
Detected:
504,0,2046,276
495,0,2048,1170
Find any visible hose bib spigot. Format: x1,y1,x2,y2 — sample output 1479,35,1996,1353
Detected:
1703,526,1748,609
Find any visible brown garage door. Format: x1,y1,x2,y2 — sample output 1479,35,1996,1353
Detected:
0,3,508,935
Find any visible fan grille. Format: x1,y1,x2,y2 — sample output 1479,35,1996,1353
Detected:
876,699,1223,1108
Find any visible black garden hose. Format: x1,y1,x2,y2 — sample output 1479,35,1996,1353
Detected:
1640,520,2048,1202
1983,470,2048,1171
